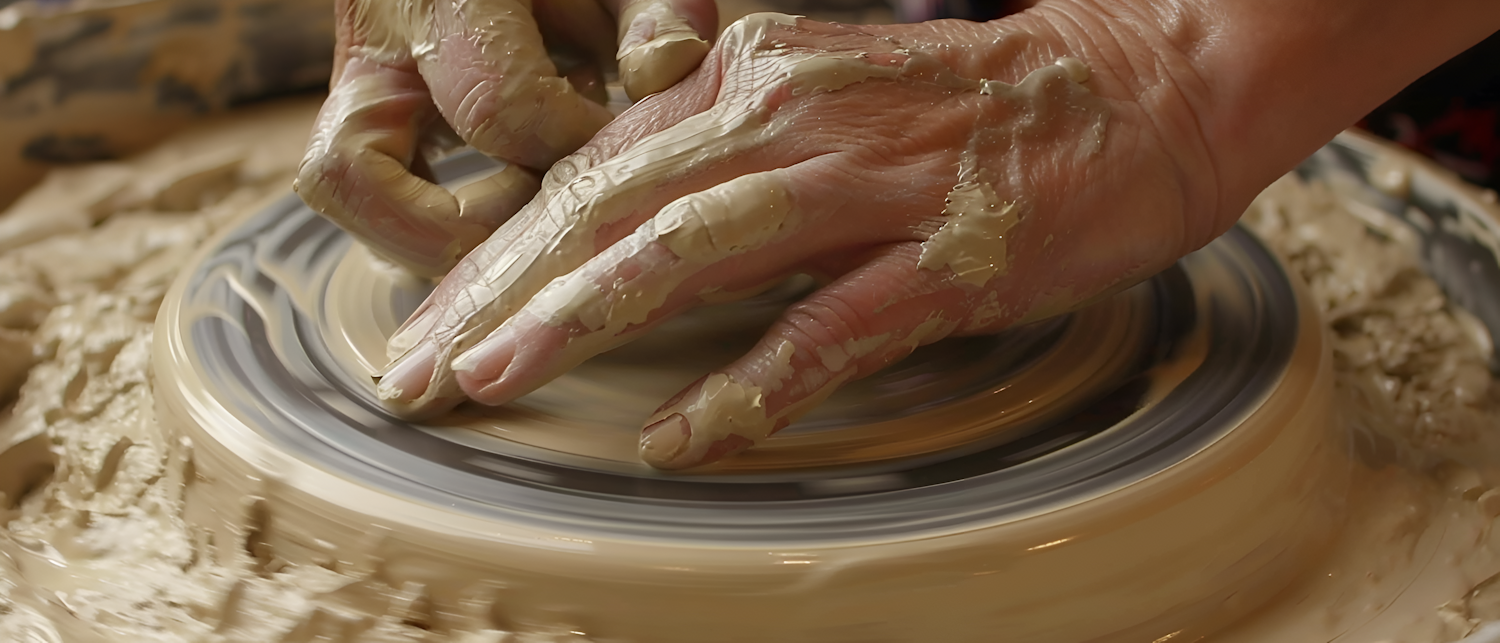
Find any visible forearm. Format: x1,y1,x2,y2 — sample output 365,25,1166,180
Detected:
962,0,1499,243
1186,0,1500,219
796,1,1494,255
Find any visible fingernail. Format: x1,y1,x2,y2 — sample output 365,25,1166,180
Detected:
378,341,436,401
617,0,707,59
617,1,709,101
639,413,692,468
388,303,441,359
450,323,519,378
454,348,521,406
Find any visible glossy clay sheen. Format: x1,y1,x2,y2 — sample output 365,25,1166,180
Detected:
4,99,1500,642
328,242,1180,471
149,166,1344,642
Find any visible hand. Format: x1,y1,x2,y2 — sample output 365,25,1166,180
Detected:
376,7,1226,467
294,0,717,276
376,0,1500,470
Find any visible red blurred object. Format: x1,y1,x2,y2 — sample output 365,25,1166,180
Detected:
1356,30,1500,191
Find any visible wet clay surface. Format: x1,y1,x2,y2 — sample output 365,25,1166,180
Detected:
0,97,1498,641
152,171,1336,642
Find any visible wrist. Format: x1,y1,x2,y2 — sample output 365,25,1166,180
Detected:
1141,0,1500,227
971,0,1228,250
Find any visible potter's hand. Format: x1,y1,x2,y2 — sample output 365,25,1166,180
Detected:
376,11,1226,464
294,0,717,277
378,0,1500,469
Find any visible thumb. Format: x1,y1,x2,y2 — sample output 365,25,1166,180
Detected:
611,0,717,100
639,247,966,469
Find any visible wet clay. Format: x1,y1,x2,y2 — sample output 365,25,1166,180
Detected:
1213,149,1500,642
916,57,1107,287
0,94,1498,642
157,228,1342,642
0,98,387,643
324,232,1190,472
153,134,1500,643
0,0,335,210
616,0,711,100
157,117,1340,643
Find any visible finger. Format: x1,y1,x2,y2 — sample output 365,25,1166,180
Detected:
606,0,717,100
297,59,524,277
637,245,972,470
377,146,796,411
377,19,916,414
376,88,796,414
449,163,545,240
419,0,616,171
448,167,807,404
555,50,722,166
307,0,547,275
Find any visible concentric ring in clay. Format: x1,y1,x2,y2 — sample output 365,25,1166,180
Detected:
153,152,1343,642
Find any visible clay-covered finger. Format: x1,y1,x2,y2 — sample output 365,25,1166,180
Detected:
374,84,722,413
377,16,919,415
449,168,805,404
609,0,716,100
637,246,972,470
375,87,800,414
297,60,531,277
419,0,616,171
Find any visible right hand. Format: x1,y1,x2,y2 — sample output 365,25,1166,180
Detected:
374,11,1229,468
294,0,718,277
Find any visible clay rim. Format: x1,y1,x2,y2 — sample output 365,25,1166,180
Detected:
154,154,1302,543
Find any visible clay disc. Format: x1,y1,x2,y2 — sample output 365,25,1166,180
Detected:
154,152,1343,642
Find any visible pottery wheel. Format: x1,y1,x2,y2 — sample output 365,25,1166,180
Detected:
153,152,1343,642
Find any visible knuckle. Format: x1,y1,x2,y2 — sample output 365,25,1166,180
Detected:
296,148,340,186
448,74,560,153
780,294,872,354
450,82,505,141
718,13,783,53
540,153,593,193
294,149,350,217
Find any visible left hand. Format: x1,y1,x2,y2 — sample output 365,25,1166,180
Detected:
294,0,717,276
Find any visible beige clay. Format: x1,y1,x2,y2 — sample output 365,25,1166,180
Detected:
155,223,1346,641
616,0,711,100
0,93,1499,643
916,57,1108,287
